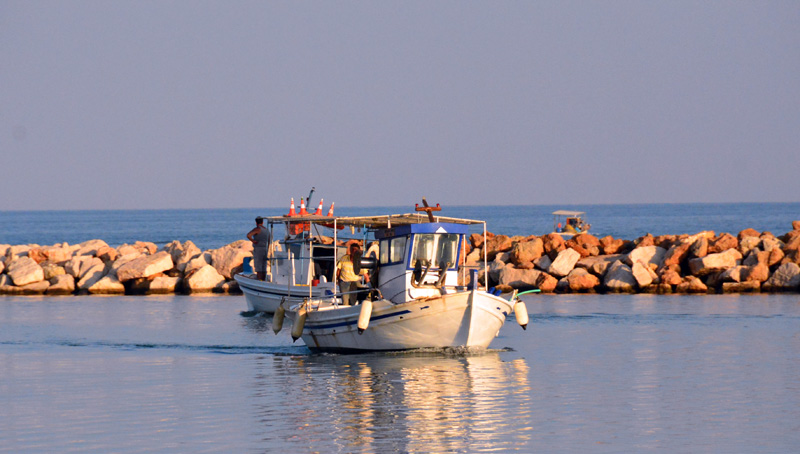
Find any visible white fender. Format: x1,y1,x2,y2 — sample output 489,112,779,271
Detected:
514,299,529,330
273,303,285,334
357,300,373,334
291,305,307,342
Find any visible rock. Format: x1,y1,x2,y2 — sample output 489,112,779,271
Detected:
95,245,118,263
134,241,158,255
563,239,591,258
19,280,50,295
64,256,93,278
575,254,624,277
78,257,104,280
762,263,800,292
536,272,558,292
509,238,544,266
77,262,106,290
487,258,509,285
659,266,683,286
41,262,66,280
116,251,174,282
75,239,109,257
148,276,182,294
184,264,226,293
600,236,625,255
0,259,5,274
604,261,637,293
29,245,72,264
631,261,657,287
566,268,600,292
162,240,185,263
708,233,738,254
116,244,139,256
742,263,770,283
663,242,692,267
676,276,708,294
107,252,144,277
793,220,800,231
469,233,485,249
738,228,760,241
6,257,45,286
7,244,32,259
542,233,566,259
625,246,667,268
532,254,552,272
175,241,202,272
767,248,785,267
688,249,743,276
498,267,542,290
88,275,125,294
184,253,212,276
742,249,769,267
222,280,241,294
464,248,482,267
634,234,655,248
211,246,251,280
720,265,747,283
547,248,581,278
738,236,761,257
689,237,708,258
47,274,76,295
722,281,761,293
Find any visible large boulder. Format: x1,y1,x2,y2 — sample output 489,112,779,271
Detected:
509,238,544,266
689,237,709,259
6,257,45,286
722,281,761,293
542,233,566,259
575,254,624,277
604,261,637,293
708,233,738,253
487,258,509,285
184,253,212,276
631,261,658,288
547,248,581,278
676,276,708,294
688,249,742,276
738,228,760,242
19,280,50,295
762,263,800,292
88,275,125,294
663,242,692,267
566,268,600,292
64,256,94,278
108,252,144,277
600,236,626,255
535,272,558,292
720,265,747,283
625,246,666,268
738,236,761,257
175,241,202,273
116,251,174,282
498,267,542,290
742,263,770,283
148,276,182,294
47,274,76,295
184,265,226,293
77,262,107,290
133,241,158,255
211,246,251,280
29,245,73,263
75,239,109,257
658,265,683,286
532,254,552,272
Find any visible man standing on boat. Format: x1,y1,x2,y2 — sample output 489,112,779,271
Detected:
247,217,271,281
337,242,369,305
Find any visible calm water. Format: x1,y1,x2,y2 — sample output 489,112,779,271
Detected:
2,203,799,250
2,293,799,453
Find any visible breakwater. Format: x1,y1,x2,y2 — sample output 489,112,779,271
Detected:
2,221,800,296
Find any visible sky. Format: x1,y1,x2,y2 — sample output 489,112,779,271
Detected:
1,1,798,211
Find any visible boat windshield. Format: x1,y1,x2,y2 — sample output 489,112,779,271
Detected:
410,233,459,269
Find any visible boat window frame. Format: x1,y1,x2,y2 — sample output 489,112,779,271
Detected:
378,235,408,266
407,233,461,271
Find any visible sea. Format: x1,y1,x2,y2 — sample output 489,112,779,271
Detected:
2,203,800,453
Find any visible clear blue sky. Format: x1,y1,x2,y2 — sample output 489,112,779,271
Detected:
2,1,798,211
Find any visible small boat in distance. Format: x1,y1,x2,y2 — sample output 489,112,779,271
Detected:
552,210,590,237
239,198,529,352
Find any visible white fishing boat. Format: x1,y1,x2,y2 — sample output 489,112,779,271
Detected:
264,199,529,353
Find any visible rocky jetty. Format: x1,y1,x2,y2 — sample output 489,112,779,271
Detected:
470,222,800,294
2,220,800,296
0,239,251,296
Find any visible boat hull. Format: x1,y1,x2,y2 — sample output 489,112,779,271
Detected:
234,273,332,313
289,290,513,352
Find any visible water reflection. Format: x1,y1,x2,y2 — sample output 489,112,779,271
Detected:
251,351,531,453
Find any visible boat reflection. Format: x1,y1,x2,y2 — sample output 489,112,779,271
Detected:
252,351,532,452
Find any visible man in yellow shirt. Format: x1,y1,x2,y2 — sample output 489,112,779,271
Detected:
337,242,370,306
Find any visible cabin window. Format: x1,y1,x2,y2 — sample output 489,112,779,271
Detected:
379,236,407,265
390,236,406,263
410,234,459,270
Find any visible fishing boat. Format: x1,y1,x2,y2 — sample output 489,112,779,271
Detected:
265,199,529,352
552,210,590,237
